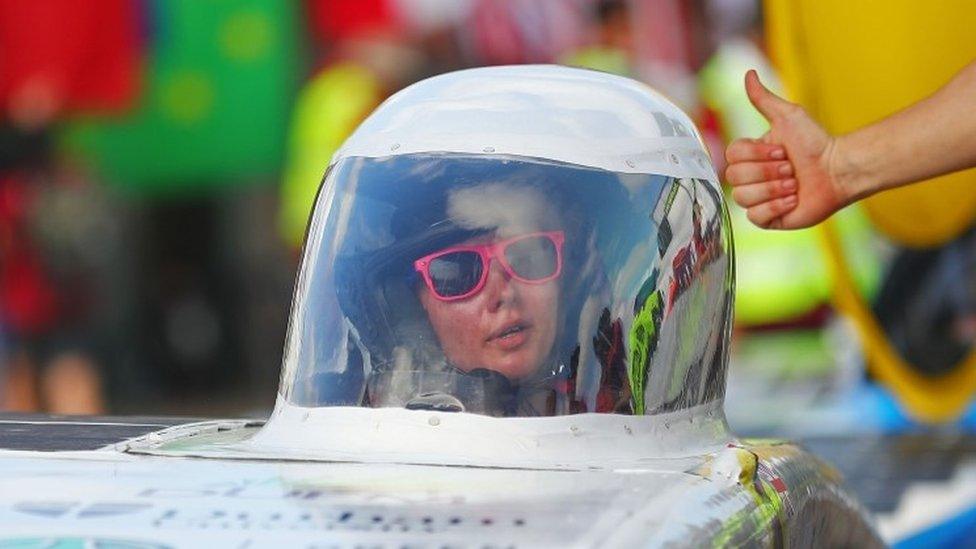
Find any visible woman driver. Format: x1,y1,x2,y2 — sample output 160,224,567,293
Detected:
413,229,565,381
327,156,614,416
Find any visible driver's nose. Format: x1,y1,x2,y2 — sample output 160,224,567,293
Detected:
483,258,518,312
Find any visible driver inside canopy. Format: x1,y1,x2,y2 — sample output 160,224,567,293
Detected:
285,155,730,417
278,66,733,421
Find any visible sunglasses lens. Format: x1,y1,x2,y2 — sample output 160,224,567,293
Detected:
428,251,484,298
504,235,559,280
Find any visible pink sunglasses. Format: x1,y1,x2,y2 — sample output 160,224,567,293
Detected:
413,231,565,301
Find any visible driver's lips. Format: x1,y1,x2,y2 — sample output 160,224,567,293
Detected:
486,320,532,351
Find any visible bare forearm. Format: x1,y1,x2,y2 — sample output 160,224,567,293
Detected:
834,61,976,201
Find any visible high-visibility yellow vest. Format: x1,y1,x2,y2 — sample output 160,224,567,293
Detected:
280,62,382,248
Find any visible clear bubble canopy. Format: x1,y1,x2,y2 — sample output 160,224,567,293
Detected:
251,66,735,466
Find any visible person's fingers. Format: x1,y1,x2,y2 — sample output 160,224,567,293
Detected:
731,179,798,207
726,138,786,164
725,160,794,186
744,69,796,121
746,195,799,228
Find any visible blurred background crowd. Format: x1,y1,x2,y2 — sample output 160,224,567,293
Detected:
0,0,772,418
1,0,975,439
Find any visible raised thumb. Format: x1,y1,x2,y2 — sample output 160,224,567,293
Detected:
744,69,793,121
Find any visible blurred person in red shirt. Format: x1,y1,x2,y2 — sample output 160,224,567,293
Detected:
0,0,142,413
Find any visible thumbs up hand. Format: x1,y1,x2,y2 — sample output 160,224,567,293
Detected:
725,70,852,229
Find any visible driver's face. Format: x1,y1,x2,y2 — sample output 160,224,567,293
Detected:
418,245,559,380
